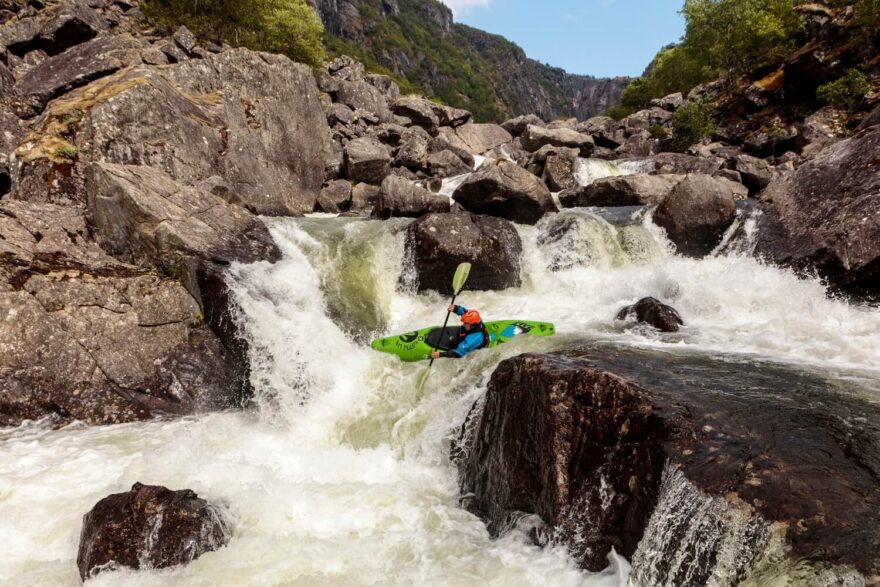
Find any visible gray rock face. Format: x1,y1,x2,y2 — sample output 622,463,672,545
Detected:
317,179,352,213
392,95,440,132
560,174,682,208
653,174,738,257
336,78,392,122
59,50,329,215
649,152,724,175
86,163,279,271
15,35,145,112
427,149,472,179
406,212,522,294
350,182,380,212
344,136,392,184
543,152,578,192
521,124,594,155
502,114,544,136
77,483,229,581
373,175,449,219
650,92,684,111
0,0,104,57
730,153,774,194
450,123,513,155
754,125,880,295
393,127,430,170
621,107,673,134
453,161,558,225
616,297,684,332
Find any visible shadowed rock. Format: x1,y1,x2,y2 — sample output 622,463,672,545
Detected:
374,175,449,219
405,212,521,294
653,174,738,257
560,174,682,208
616,297,684,332
77,483,229,581
344,136,392,184
453,161,557,224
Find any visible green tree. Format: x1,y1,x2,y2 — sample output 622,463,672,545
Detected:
143,0,325,68
817,69,871,110
672,100,716,150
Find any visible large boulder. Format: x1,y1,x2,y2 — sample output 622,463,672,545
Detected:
426,149,472,179
29,50,331,215
453,161,558,225
652,174,739,257
458,347,880,580
393,127,430,170
729,153,774,195
344,136,392,184
336,78,392,122
446,123,513,155
560,174,682,208
521,125,594,156
501,114,544,136
392,95,440,132
85,163,279,273
0,0,104,57
77,483,229,581
374,175,449,219
616,297,684,332
543,152,578,192
648,152,724,175
316,179,352,213
754,125,880,294
405,212,522,294
14,35,145,113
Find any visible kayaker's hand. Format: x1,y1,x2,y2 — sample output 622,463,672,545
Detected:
448,304,456,313
431,350,441,359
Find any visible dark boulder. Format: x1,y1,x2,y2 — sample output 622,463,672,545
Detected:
393,127,430,170
374,175,449,219
754,124,880,295
560,174,682,208
77,483,229,581
405,212,522,294
616,297,684,332
501,114,544,136
649,152,724,175
392,95,440,132
344,136,392,185
317,179,352,213
426,149,472,179
543,152,578,192
453,161,558,225
653,174,739,257
458,346,880,580
729,153,774,195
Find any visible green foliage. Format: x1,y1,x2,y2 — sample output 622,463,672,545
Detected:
817,69,871,110
608,0,803,118
672,100,716,150
649,123,670,139
54,145,78,160
143,0,325,68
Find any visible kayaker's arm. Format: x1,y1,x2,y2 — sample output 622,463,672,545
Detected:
431,331,483,359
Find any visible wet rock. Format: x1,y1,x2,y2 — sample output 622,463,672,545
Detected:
453,160,558,225
459,346,880,579
344,136,392,184
616,297,683,332
77,483,229,581
653,174,738,257
543,152,578,192
316,180,352,213
754,124,880,295
406,212,522,294
521,125,594,156
458,353,670,571
501,114,544,136
374,175,449,219
14,35,144,112
560,174,682,208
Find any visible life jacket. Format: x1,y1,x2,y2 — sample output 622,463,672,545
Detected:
458,321,490,350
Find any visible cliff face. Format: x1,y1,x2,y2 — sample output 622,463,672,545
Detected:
307,0,628,121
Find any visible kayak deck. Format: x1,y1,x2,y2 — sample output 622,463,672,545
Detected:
371,320,555,362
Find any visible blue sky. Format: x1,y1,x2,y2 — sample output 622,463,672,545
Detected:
441,0,686,78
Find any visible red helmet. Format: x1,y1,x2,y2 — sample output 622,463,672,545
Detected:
461,310,481,325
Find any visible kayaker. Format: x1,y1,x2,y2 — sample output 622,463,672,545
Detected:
430,305,490,359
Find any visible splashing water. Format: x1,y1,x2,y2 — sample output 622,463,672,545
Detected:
2,199,880,585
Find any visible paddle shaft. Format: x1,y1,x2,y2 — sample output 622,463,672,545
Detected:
428,293,457,367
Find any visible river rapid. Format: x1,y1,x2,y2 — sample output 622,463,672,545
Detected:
2,161,879,586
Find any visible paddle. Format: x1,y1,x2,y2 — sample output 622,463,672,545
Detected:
416,262,472,394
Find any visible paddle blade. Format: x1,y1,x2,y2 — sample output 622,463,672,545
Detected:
452,262,471,295
416,366,432,396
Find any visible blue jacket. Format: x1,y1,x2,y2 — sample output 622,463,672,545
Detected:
442,306,487,358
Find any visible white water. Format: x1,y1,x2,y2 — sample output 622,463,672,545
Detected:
574,158,654,187
3,200,880,584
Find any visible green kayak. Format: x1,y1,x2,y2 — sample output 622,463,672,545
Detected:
370,320,556,362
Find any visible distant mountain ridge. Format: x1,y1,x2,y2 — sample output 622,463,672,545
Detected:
307,0,628,122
